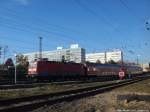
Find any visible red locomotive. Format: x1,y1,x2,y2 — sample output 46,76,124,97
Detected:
28,60,142,81
28,61,86,81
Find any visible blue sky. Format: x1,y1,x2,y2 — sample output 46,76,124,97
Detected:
0,0,150,63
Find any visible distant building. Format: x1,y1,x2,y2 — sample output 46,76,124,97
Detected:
86,50,122,63
141,63,150,72
24,44,85,63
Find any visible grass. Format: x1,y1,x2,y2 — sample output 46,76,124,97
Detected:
113,78,150,110
117,100,150,110
0,85,64,99
0,80,120,100
114,78,150,93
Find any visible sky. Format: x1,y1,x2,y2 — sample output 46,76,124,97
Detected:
0,0,150,63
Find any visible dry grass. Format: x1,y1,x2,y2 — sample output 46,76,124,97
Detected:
32,78,150,112
0,80,117,100
114,78,150,93
1,79,150,112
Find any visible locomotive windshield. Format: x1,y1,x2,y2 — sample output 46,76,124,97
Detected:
29,61,37,68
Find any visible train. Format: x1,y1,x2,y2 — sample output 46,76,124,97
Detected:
28,60,143,81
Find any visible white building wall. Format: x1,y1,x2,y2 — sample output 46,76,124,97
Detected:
86,51,122,63
24,47,85,63
86,53,105,63
106,51,122,62
141,63,150,72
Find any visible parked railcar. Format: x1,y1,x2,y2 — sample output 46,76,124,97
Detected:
85,63,143,79
125,65,143,78
85,63,124,79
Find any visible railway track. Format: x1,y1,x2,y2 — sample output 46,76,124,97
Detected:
0,76,149,112
0,78,120,90
1,73,149,90
0,80,97,90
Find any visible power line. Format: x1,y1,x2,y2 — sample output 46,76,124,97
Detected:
74,0,141,54
0,13,97,49
0,20,76,49
0,4,122,50
0,16,75,43
74,0,122,34
119,0,146,22
0,7,88,41
0,13,96,49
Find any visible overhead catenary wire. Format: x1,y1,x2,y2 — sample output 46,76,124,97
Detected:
0,10,98,51
0,7,89,43
119,0,146,22
74,0,123,34
0,19,82,50
0,16,75,43
74,0,138,59
0,0,148,63
0,1,131,53
119,0,150,56
0,7,87,36
0,12,98,51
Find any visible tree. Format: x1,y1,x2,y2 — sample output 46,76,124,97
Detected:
116,60,123,65
61,55,65,62
86,61,90,63
16,55,29,77
5,58,14,67
107,60,117,64
96,60,101,64
16,55,28,67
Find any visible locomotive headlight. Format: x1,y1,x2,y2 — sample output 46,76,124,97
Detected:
93,68,96,71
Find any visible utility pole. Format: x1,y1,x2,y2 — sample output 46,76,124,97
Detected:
39,37,43,60
0,46,2,63
14,54,17,84
137,57,139,65
121,51,124,66
104,51,107,64
136,54,140,65
3,46,8,64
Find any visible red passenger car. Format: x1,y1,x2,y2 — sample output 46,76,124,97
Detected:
86,63,122,75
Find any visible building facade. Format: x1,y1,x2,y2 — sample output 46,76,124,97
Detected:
141,63,150,72
86,50,122,63
24,44,85,63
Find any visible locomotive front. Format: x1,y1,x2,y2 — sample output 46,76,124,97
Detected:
28,61,38,76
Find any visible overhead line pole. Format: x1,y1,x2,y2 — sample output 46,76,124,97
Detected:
39,37,43,60
0,46,2,64
3,46,8,64
121,51,124,66
14,54,17,84
105,51,107,64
